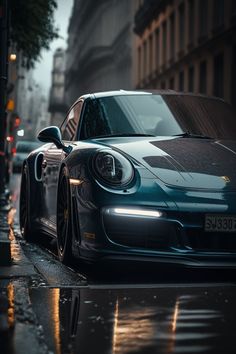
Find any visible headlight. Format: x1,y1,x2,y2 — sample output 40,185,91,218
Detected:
93,150,134,187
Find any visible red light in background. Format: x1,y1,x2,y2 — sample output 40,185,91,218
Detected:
11,147,16,155
6,136,14,142
14,117,21,127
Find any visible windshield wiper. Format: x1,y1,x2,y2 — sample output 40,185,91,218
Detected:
93,133,155,138
172,132,213,139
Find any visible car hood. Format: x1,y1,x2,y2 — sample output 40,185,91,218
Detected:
94,137,236,191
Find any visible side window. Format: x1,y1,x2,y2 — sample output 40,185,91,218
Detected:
61,101,83,141
80,99,111,139
80,98,134,139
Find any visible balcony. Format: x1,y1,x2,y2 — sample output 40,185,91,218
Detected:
134,0,171,36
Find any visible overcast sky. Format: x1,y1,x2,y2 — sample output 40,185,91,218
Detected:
33,0,73,95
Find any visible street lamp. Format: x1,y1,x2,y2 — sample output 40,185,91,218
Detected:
9,53,17,61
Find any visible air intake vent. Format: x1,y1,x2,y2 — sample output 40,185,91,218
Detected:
34,152,44,181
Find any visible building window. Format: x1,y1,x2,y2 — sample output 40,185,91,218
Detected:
169,77,175,89
188,66,194,92
179,3,185,53
161,81,166,89
54,55,64,69
214,53,224,98
179,71,184,91
155,29,160,71
213,0,224,29
199,61,207,94
138,47,141,83
149,35,153,76
53,73,64,84
199,0,208,40
188,0,195,45
162,21,167,66
170,13,175,61
143,41,147,80
53,86,64,100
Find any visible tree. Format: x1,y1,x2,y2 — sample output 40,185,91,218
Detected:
0,0,59,200
10,0,59,68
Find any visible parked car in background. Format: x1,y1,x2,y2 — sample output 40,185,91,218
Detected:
13,140,42,173
19,90,236,268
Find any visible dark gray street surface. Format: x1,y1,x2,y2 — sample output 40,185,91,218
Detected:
0,174,236,354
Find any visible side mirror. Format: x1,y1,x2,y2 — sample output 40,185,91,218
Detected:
37,126,72,153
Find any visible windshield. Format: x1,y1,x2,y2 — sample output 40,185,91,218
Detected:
80,94,236,140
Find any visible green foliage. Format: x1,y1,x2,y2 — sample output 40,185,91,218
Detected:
10,0,59,68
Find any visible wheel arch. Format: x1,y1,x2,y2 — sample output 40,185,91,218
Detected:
22,153,44,221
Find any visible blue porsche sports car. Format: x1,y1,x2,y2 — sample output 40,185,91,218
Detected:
19,90,236,268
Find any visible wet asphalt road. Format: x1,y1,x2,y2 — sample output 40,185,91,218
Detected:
7,173,236,354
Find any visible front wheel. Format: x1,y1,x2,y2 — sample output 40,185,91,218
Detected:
57,167,73,264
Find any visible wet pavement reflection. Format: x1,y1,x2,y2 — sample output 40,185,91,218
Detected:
30,284,236,354
9,173,21,224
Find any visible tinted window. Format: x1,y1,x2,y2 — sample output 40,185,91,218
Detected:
81,98,138,139
61,101,83,141
80,95,182,138
164,95,236,139
80,94,236,140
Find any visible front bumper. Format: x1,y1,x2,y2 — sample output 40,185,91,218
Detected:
102,207,236,252
78,206,236,268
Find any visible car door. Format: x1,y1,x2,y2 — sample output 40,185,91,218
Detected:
41,101,84,231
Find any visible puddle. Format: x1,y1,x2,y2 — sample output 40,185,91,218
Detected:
29,284,236,354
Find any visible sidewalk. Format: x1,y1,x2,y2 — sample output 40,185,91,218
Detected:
0,190,12,266
0,192,49,354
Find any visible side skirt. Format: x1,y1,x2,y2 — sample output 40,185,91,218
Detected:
36,217,57,238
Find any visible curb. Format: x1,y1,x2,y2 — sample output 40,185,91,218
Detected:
0,191,12,266
0,238,11,266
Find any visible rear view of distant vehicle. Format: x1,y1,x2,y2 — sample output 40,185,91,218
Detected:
13,141,41,173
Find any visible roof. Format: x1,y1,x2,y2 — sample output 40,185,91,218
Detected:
74,89,225,104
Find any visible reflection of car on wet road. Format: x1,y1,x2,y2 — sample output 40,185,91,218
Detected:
13,140,42,173
30,284,236,354
19,90,236,268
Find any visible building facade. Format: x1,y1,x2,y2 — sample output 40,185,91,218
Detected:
7,51,43,141
65,0,135,105
134,0,236,106
48,48,68,127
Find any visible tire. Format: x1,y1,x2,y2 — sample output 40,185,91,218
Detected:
57,167,73,264
19,164,35,242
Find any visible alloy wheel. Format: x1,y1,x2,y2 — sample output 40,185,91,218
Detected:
57,173,70,257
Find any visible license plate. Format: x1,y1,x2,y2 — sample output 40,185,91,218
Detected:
204,215,236,232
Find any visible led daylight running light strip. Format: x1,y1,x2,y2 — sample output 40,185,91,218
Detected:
113,208,162,218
